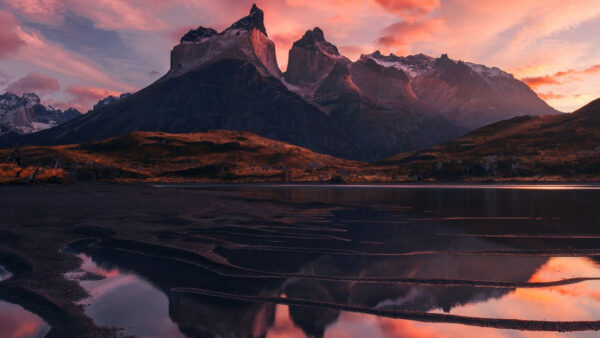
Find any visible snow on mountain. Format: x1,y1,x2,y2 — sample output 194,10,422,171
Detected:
368,52,558,128
0,92,81,135
368,52,435,78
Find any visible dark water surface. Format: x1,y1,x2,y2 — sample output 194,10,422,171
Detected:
0,265,50,338
54,184,600,337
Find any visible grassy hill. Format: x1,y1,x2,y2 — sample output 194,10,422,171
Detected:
0,131,365,184
375,99,600,181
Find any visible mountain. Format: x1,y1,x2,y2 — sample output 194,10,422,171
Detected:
284,28,465,160
368,52,559,129
0,92,81,135
377,98,600,180
92,93,130,111
4,5,359,159
0,5,558,162
0,131,361,183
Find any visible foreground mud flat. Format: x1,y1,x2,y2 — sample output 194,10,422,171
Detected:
2,184,600,337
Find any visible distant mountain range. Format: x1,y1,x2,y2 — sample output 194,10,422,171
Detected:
0,92,81,136
0,4,559,162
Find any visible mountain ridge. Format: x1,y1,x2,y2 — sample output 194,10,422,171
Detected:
0,4,561,163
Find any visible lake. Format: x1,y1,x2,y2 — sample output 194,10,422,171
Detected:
4,183,600,337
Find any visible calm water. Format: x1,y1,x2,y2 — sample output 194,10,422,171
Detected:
61,184,600,337
0,265,50,338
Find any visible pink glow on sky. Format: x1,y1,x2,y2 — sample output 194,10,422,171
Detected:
0,0,600,112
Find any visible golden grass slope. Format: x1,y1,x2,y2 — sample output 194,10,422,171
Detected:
0,131,366,184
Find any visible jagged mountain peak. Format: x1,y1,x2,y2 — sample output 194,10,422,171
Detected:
285,27,347,86
180,26,217,43
226,4,267,36
294,27,340,56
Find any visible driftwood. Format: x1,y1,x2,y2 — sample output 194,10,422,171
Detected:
8,145,26,177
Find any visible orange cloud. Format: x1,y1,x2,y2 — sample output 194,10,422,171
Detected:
521,75,561,89
64,85,122,112
0,10,25,58
537,92,567,101
522,64,600,89
377,18,445,54
373,0,439,18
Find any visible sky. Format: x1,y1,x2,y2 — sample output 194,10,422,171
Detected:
0,1,600,113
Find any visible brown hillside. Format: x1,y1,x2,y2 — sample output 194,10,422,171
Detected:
376,99,600,181
0,131,365,183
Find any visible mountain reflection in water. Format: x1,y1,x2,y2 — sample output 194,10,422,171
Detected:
68,185,600,337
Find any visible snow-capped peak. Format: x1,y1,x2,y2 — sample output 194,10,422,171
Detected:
368,52,435,78
464,62,513,79
0,92,81,135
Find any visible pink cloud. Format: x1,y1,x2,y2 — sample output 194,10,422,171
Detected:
15,27,134,91
0,10,25,58
373,0,440,18
5,72,60,95
64,85,122,112
537,92,568,100
5,0,170,31
377,18,445,54
167,25,197,43
339,45,368,60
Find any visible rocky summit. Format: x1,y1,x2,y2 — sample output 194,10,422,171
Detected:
0,92,81,136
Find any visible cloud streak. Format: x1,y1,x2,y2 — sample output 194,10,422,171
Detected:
0,10,25,57
522,64,600,89
5,72,60,95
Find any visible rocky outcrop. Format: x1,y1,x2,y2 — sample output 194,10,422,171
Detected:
92,93,131,111
285,27,346,87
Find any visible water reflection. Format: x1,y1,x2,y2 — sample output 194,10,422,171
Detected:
0,300,49,338
67,185,600,337
66,253,184,338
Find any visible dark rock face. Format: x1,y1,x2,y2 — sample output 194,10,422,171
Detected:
227,4,267,36
0,92,82,135
92,93,131,111
180,27,217,43
285,27,343,87
293,27,339,55
17,59,360,159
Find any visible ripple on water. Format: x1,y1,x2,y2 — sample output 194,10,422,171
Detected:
0,265,12,282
